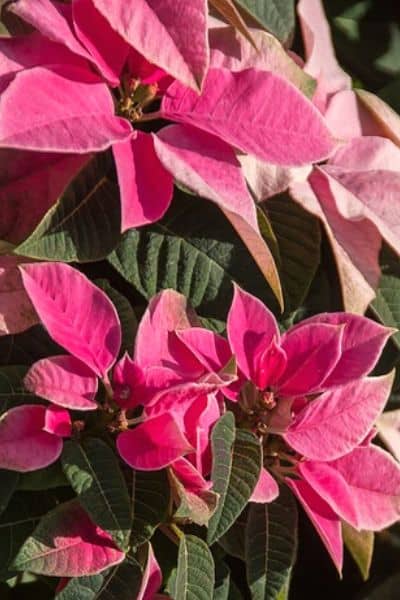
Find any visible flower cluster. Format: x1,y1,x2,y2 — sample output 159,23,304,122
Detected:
1,0,400,597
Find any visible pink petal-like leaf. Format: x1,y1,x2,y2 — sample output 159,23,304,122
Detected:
135,289,199,370
285,373,394,461
93,0,209,90
227,286,279,383
24,355,99,411
293,312,393,388
154,124,258,230
117,413,194,470
162,68,336,166
112,353,145,410
377,409,400,461
0,256,38,336
0,150,88,245
0,65,132,153
137,543,162,600
72,0,129,86
175,327,232,374
330,136,400,172
12,500,124,576
250,467,279,503
297,0,350,112
286,477,343,573
290,179,377,314
19,262,121,377
44,406,72,438
278,323,344,396
0,405,63,472
356,89,400,148
112,132,173,231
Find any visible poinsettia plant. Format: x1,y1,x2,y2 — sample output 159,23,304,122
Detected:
1,0,400,599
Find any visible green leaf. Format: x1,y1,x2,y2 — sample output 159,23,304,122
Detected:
95,280,137,356
0,366,31,414
234,0,295,44
0,491,58,581
245,487,298,600
173,535,215,600
361,573,400,599
0,325,63,367
370,275,400,351
207,414,262,545
16,153,121,263
131,469,170,549
18,462,68,491
62,438,132,551
55,555,142,600
0,470,19,516
342,522,374,582
264,195,321,313
218,508,248,561
108,191,279,322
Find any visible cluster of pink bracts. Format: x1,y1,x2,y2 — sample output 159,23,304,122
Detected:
0,260,398,581
1,0,400,592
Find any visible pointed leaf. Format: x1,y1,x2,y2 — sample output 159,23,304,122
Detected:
209,0,257,48
162,68,335,166
108,191,280,321
24,355,98,411
234,0,295,44
62,438,132,551
169,468,218,527
16,153,121,262
207,413,262,544
245,487,298,600
12,500,125,577
93,0,209,90
131,469,170,549
342,522,374,582
0,66,131,153
371,274,400,351
284,373,394,461
20,262,121,377
174,535,215,600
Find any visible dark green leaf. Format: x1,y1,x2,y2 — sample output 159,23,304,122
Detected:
18,462,68,491
245,487,298,600
131,469,170,549
95,280,137,355
55,555,142,600
218,508,248,561
361,573,400,599
0,491,58,580
379,79,400,114
234,0,295,44
0,470,19,516
207,414,262,545
173,535,215,600
0,366,31,414
342,522,374,582
16,153,121,263
62,438,132,551
264,195,321,313
108,191,279,322
0,326,63,367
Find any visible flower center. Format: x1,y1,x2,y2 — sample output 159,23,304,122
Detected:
117,77,158,122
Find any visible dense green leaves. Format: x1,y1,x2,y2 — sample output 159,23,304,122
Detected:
108,192,278,321
16,154,121,263
173,535,215,600
62,438,132,551
131,469,170,549
245,487,298,600
264,195,321,313
55,555,142,600
234,0,295,44
207,414,262,545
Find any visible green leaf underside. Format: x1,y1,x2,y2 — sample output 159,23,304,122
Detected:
207,413,262,545
245,487,298,600
108,191,278,321
62,439,131,551
234,0,295,44
16,153,121,263
342,522,374,582
371,275,400,350
174,535,215,600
